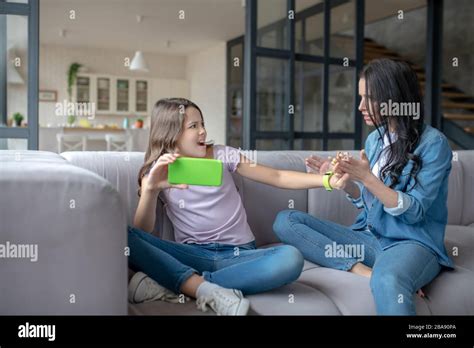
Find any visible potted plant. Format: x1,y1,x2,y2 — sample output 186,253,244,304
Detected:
12,112,24,127
134,118,144,128
67,62,82,101
66,63,81,127
67,115,76,127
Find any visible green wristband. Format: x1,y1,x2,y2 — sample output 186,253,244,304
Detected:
323,171,334,191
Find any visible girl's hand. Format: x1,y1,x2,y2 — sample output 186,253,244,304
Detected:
145,153,188,192
329,172,350,190
334,150,371,183
305,155,331,174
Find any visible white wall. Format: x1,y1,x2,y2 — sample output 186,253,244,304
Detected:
38,44,189,127
186,42,227,145
8,42,228,146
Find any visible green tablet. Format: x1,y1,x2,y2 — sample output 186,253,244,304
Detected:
168,157,223,187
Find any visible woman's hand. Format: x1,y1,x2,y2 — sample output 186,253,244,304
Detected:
334,150,372,184
329,172,350,190
144,153,188,192
305,155,331,174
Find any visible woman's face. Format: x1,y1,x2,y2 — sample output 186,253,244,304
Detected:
358,78,379,127
176,106,208,158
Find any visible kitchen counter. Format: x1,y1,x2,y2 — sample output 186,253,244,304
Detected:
39,127,150,153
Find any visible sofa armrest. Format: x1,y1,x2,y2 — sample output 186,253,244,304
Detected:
0,151,128,314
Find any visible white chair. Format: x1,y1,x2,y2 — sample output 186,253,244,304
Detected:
105,132,133,151
56,133,88,153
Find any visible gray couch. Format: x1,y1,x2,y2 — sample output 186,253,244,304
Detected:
1,149,473,315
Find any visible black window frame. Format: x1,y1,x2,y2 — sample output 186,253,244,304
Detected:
234,0,365,151
0,0,39,150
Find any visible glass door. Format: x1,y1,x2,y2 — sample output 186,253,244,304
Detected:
97,77,110,111
242,0,364,150
76,76,90,103
0,0,39,150
135,80,148,113
116,79,129,112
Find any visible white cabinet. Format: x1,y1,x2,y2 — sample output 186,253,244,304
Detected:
76,76,91,103
116,78,130,113
75,74,151,116
97,77,111,112
135,80,148,112
74,74,189,117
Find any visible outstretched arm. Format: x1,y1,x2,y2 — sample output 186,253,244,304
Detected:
236,154,348,190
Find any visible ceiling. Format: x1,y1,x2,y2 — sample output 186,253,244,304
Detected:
40,0,246,55
5,0,426,56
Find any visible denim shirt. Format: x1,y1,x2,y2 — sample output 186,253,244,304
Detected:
348,124,454,268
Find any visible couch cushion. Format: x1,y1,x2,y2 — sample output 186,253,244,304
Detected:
265,240,428,315
61,151,144,226
129,300,214,316
297,266,431,315
458,151,474,225
422,266,474,314
447,156,463,225
1,150,127,314
444,225,474,271
257,237,474,315
233,151,310,247
246,282,342,315
128,281,342,315
0,150,66,163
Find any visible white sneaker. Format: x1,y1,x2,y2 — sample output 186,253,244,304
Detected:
196,288,250,316
128,272,188,304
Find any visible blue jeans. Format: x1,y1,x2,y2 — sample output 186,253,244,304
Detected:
273,210,442,315
128,226,304,295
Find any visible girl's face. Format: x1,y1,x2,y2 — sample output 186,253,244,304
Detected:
358,78,379,127
176,106,208,158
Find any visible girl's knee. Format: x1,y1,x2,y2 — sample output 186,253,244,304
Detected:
275,245,304,282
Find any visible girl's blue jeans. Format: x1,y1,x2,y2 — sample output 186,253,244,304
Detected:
273,210,442,315
128,226,304,295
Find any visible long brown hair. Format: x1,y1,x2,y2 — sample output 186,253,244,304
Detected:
137,98,204,197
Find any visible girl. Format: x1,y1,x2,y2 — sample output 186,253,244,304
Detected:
273,58,454,315
128,98,348,316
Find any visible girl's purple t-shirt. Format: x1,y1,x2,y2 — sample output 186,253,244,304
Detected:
161,145,255,245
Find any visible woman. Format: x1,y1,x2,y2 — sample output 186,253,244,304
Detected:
273,58,454,315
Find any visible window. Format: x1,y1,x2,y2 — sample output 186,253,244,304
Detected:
0,0,39,150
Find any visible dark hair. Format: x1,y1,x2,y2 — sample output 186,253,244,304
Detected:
360,58,424,190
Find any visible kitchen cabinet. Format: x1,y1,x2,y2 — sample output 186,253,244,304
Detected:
72,74,189,118
75,74,150,116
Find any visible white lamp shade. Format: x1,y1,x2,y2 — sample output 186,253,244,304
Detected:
130,51,149,72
